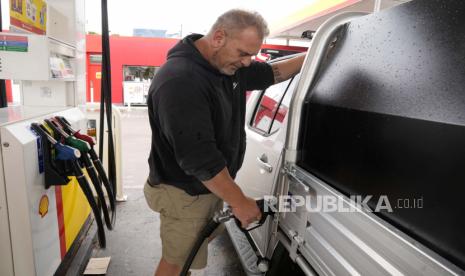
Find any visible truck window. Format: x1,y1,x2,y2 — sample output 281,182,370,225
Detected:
251,78,293,135
269,75,299,134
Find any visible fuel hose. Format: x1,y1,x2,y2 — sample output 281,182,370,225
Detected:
100,0,117,199
68,158,107,248
69,139,114,230
180,219,222,276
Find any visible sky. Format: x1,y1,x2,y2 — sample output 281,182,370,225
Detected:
84,0,311,37
1,0,313,45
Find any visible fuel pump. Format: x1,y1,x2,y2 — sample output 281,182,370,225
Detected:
30,122,107,248
0,1,105,275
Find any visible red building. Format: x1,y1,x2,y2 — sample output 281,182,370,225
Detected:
5,81,12,103
86,34,179,104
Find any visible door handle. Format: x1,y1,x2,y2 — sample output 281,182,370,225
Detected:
256,154,273,173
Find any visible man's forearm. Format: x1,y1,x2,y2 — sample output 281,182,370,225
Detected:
271,53,306,83
202,167,246,207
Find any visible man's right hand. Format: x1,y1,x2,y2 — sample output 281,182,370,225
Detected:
202,167,262,228
231,196,262,228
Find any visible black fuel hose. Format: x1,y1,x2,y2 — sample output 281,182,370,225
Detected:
88,149,116,220
100,0,117,199
180,219,220,276
71,159,106,248
81,155,113,230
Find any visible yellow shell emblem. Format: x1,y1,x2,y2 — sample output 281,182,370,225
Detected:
39,195,49,218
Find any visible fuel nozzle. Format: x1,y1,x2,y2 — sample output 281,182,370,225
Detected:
255,198,274,224
54,116,96,147
213,208,234,223
232,198,275,232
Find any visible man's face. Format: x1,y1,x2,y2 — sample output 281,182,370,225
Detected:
211,27,263,76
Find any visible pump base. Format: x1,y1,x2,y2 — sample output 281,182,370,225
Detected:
54,216,97,276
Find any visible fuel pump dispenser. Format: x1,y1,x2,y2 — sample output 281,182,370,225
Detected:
0,1,111,276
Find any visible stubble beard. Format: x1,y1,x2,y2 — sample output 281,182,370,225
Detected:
211,47,235,76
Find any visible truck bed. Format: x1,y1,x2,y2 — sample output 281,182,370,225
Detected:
297,0,465,270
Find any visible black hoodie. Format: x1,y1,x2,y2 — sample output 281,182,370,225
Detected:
147,34,274,195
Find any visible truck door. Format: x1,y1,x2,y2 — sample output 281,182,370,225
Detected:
236,74,299,254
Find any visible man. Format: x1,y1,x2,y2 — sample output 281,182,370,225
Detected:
145,9,305,276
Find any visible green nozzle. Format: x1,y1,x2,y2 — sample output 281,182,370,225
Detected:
65,136,91,153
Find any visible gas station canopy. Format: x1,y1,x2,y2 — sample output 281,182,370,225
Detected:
269,0,411,39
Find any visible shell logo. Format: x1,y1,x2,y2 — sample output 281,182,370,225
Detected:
39,195,49,218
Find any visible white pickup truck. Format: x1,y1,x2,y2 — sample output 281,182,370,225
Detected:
226,1,465,275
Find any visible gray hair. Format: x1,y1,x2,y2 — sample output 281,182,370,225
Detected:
209,9,269,40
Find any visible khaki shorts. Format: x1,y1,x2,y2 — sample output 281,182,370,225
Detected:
143,181,224,269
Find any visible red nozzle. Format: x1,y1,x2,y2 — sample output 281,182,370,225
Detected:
74,131,95,147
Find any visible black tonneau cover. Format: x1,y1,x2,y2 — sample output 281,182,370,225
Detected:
298,0,465,269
